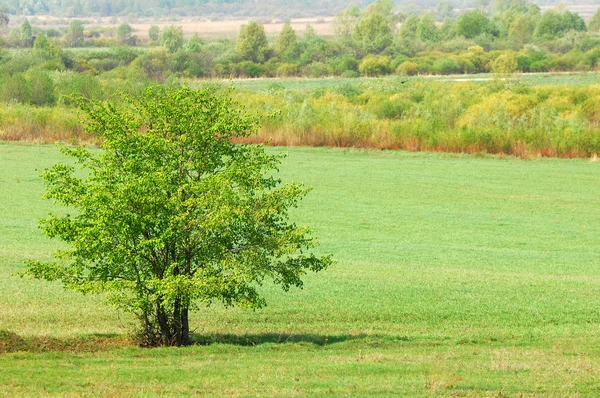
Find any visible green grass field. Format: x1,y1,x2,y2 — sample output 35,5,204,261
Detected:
214,71,600,93
2,142,600,396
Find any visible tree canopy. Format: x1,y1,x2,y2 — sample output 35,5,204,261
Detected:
159,25,184,53
26,86,332,346
275,21,298,59
237,21,270,63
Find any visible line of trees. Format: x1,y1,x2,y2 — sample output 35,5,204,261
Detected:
0,0,595,18
0,0,599,106
0,0,429,18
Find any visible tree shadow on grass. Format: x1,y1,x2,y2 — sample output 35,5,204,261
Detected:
0,329,130,354
191,332,410,347
0,329,411,353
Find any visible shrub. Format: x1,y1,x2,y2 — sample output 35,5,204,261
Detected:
431,58,461,75
359,55,391,76
341,70,360,78
304,62,332,78
237,61,264,77
373,95,413,119
396,61,419,76
54,71,104,105
0,73,30,103
276,62,299,77
330,55,359,76
27,69,55,106
491,53,518,75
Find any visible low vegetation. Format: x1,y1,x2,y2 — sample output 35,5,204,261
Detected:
3,76,600,158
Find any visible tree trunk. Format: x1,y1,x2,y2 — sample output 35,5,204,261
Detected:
181,306,190,345
156,304,172,346
172,298,191,346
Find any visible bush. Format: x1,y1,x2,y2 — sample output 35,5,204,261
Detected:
359,55,391,76
530,58,556,72
27,69,55,106
373,95,413,119
491,53,518,75
335,82,362,99
0,73,30,103
237,61,264,77
330,55,359,76
304,62,332,78
54,71,104,105
276,62,299,77
396,61,419,76
341,70,360,78
431,58,461,75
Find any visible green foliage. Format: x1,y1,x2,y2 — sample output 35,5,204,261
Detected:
304,62,332,78
456,9,496,39
54,71,104,105
508,14,534,46
184,33,203,53
398,14,420,51
439,18,457,40
33,33,63,60
436,1,454,20
396,61,419,75
26,86,331,347
535,10,586,39
27,69,55,106
431,57,461,75
333,5,360,40
159,25,184,53
0,73,30,103
330,55,358,76
0,68,54,106
0,3,594,81
358,55,391,76
276,62,299,77
590,9,600,33
275,22,298,60
64,20,84,47
417,15,440,42
148,25,160,44
116,23,135,46
492,52,518,75
20,20,33,47
237,60,264,77
133,47,170,80
0,6,8,27
352,12,393,55
372,94,412,119
237,21,270,63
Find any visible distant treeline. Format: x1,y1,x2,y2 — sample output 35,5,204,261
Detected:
1,0,599,86
2,0,425,19
0,0,590,19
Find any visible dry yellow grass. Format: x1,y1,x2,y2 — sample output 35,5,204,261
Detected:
130,17,335,38
5,15,336,38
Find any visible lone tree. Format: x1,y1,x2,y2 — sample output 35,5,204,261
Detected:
26,86,332,347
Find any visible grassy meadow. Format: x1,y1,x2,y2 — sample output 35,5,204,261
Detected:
2,142,600,396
